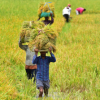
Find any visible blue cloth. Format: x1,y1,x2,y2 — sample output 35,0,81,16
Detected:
32,53,56,81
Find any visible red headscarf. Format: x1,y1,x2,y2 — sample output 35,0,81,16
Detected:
68,4,71,7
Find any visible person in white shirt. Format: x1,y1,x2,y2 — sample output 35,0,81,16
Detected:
62,4,71,22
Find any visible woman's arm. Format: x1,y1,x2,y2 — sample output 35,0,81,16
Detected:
18,38,28,51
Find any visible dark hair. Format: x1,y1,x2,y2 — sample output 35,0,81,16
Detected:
84,9,86,11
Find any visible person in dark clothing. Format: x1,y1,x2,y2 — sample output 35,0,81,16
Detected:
38,13,54,25
32,47,56,97
62,5,71,22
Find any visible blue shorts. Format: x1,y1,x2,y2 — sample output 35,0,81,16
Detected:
36,79,50,89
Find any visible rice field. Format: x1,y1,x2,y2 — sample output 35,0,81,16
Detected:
0,0,100,100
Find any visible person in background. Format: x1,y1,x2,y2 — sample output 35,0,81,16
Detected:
32,47,56,98
38,13,54,25
62,4,71,22
19,38,37,83
76,7,86,15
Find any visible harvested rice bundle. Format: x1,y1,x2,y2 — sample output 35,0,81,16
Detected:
43,25,57,45
28,34,49,50
28,25,57,52
22,21,37,29
30,27,45,41
38,2,44,15
25,29,31,37
22,21,32,28
43,42,56,52
42,4,49,12
49,38,56,45
24,29,32,42
30,29,39,40
20,28,31,43
43,25,57,39
30,21,45,29
35,21,45,29
38,2,55,18
20,21,45,43
22,21,45,29
20,29,26,43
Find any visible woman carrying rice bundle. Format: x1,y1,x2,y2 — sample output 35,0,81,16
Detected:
37,2,54,25
38,12,54,25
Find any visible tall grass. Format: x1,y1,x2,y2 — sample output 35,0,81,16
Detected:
0,0,100,99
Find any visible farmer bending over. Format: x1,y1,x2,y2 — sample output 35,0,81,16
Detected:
19,38,37,83
76,7,86,15
38,13,54,25
32,47,56,97
62,4,71,22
